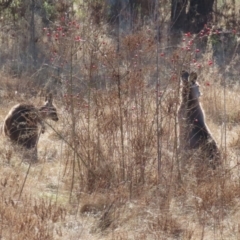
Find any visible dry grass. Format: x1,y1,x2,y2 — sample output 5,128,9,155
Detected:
1,5,240,240
1,70,240,239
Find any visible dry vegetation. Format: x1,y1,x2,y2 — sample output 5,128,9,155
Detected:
1,1,240,239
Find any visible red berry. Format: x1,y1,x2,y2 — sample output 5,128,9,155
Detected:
208,60,213,66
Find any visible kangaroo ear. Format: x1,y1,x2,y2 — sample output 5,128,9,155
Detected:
190,72,198,84
45,93,53,104
181,70,189,82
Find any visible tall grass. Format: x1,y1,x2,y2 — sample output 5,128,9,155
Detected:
0,2,240,239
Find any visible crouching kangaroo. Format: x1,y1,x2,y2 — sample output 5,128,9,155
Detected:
3,94,58,161
178,70,221,169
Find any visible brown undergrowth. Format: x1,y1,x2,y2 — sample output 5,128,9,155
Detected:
0,11,240,240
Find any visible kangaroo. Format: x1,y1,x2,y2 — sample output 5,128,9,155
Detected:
3,93,58,161
178,70,220,169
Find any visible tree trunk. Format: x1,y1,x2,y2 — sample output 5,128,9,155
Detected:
129,0,156,18
171,0,215,33
30,0,37,67
171,0,188,32
186,0,214,33
108,0,156,30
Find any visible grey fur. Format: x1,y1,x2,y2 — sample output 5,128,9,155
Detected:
178,71,221,169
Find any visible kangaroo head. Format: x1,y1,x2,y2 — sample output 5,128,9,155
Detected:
181,70,201,100
181,70,189,82
40,93,59,121
189,72,198,84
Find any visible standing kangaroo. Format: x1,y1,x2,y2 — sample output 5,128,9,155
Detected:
178,70,220,169
3,94,58,161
